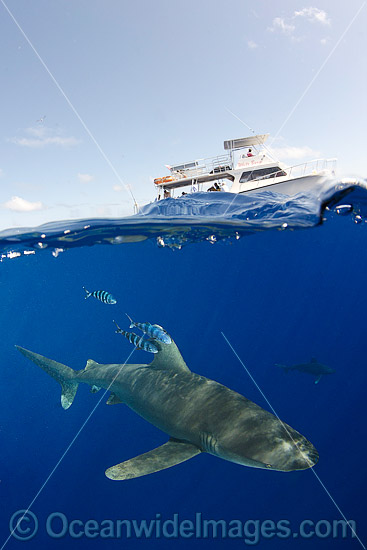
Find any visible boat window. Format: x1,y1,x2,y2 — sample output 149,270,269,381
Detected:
171,161,198,171
239,167,286,183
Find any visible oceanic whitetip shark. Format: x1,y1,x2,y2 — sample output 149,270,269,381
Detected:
277,358,335,384
16,335,318,480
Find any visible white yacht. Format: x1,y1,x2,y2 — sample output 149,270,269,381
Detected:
153,134,336,199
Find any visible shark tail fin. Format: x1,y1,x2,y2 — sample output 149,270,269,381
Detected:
16,346,79,410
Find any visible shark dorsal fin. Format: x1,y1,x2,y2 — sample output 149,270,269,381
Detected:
106,393,123,405
149,339,190,373
85,359,99,371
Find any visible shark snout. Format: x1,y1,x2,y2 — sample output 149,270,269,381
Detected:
285,438,319,471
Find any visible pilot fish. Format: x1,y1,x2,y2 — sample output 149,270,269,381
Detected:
126,314,172,344
83,287,117,304
113,321,158,354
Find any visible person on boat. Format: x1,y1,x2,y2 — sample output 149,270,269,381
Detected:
164,189,171,199
247,148,254,157
208,184,220,192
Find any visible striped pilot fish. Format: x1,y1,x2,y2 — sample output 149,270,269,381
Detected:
126,314,172,345
113,321,158,354
83,287,117,304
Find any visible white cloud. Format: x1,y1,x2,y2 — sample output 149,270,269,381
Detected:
269,145,320,160
3,196,44,212
294,7,330,25
269,7,331,39
11,136,80,148
78,173,94,184
112,184,124,192
26,126,48,138
270,17,296,35
247,40,258,49
9,125,80,148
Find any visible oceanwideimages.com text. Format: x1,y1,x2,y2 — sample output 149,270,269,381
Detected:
9,510,358,545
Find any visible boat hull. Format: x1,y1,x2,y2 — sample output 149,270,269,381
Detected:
237,173,333,196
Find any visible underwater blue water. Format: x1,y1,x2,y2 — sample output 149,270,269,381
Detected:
0,181,366,549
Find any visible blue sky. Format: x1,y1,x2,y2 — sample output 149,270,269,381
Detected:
0,0,366,228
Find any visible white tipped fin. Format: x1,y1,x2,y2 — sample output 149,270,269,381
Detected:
106,393,124,405
85,359,100,371
61,386,77,410
105,439,201,480
16,346,79,410
149,338,190,373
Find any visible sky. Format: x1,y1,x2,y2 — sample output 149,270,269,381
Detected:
0,0,366,229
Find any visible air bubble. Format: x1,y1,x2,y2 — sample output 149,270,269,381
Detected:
335,204,353,216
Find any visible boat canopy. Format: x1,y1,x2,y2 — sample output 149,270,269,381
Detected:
224,134,269,150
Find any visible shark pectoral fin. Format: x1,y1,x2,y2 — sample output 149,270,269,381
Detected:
106,393,123,405
105,439,202,480
315,375,322,384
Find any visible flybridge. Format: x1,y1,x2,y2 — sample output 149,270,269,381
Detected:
163,134,269,180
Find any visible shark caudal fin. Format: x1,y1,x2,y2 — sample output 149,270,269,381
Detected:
16,346,79,410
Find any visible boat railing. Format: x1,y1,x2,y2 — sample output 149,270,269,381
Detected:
251,158,337,186
170,154,233,179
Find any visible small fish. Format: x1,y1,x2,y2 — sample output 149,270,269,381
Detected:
83,287,117,304
113,321,158,354
126,314,172,344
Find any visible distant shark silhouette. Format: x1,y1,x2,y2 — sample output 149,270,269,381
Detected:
277,358,334,384
16,336,318,480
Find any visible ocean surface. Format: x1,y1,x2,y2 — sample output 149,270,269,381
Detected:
0,181,366,549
